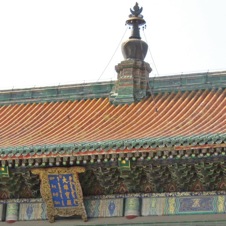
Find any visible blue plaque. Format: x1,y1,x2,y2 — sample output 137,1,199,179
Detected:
32,167,87,223
48,174,78,208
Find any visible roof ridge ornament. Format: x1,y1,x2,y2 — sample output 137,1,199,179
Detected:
126,2,146,40
130,2,143,17
122,2,147,59
110,3,152,105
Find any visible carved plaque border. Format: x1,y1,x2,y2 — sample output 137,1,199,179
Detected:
31,167,87,223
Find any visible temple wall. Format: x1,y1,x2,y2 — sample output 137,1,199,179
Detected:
1,194,226,222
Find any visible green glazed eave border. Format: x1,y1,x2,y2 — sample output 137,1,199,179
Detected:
0,133,225,156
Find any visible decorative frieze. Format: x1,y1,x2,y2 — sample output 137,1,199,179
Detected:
1,193,226,222
19,203,47,220
141,195,226,216
84,198,123,218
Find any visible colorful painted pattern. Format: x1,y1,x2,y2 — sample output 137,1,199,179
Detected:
19,203,47,220
178,197,214,213
84,199,123,218
6,203,18,222
142,197,165,216
3,194,226,221
142,195,226,216
124,197,140,217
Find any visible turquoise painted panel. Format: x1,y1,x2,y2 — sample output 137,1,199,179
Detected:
19,203,47,220
6,203,19,223
84,199,100,218
142,197,165,216
84,198,123,218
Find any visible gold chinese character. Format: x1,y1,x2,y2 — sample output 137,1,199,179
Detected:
51,184,57,189
67,200,72,206
63,184,69,190
65,191,70,199
52,192,59,197
63,176,68,183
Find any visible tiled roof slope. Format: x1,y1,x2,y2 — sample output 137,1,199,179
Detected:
0,85,225,154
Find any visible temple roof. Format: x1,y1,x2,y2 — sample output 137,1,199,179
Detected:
0,71,225,157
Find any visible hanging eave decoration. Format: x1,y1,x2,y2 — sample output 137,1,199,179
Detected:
0,166,9,177
118,159,131,170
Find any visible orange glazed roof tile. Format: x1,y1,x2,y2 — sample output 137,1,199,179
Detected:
0,88,225,154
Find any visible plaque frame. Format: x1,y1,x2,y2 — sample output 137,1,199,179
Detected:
31,167,87,223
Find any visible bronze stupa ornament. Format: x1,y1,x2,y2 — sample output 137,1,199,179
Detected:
110,3,152,105
122,2,148,61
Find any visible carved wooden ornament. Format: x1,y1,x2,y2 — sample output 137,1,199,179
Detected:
31,167,87,223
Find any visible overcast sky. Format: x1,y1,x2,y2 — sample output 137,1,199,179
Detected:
0,0,226,90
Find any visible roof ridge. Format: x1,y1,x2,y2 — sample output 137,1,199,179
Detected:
0,71,225,105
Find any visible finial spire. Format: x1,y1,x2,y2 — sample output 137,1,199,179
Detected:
121,2,148,60
126,2,146,39
130,2,143,17
110,2,152,105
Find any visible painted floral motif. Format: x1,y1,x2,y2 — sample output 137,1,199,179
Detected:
26,204,33,219
108,201,115,216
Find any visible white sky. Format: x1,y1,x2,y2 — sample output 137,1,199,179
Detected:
0,0,226,90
